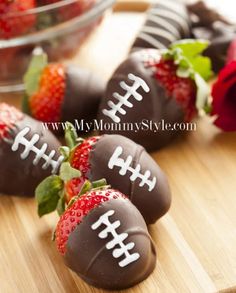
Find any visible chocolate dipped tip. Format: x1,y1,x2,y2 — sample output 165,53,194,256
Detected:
97,49,185,151
132,0,191,51
65,197,156,290
62,65,105,131
0,113,61,197
89,134,172,225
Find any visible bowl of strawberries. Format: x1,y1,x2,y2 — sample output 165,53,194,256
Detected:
0,0,115,93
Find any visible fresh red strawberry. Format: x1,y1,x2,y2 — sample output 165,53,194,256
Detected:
64,136,100,202
155,59,197,122
98,40,212,152
0,0,36,39
64,175,86,203
29,63,66,122
35,122,171,225
70,136,99,175
44,179,156,290
56,188,126,255
23,51,104,130
0,103,23,140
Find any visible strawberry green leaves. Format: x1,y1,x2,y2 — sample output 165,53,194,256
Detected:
60,162,81,182
36,162,81,217
24,48,48,97
36,175,63,217
35,157,108,217
64,122,84,150
171,39,213,81
163,39,212,114
65,122,78,149
23,49,48,114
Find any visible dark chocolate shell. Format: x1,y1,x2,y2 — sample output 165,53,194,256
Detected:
65,197,156,290
62,66,105,128
0,114,61,196
132,0,191,51
97,49,185,151
89,134,171,225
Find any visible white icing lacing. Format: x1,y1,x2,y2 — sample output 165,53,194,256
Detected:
102,73,150,123
151,8,190,35
91,210,140,268
146,14,181,38
138,32,166,49
11,127,64,174
141,26,176,42
108,146,157,192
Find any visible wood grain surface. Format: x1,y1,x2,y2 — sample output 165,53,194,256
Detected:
1,11,236,293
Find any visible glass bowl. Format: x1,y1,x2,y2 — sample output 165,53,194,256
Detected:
0,0,115,93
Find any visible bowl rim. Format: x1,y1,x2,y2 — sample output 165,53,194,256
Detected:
0,0,115,48
0,0,98,17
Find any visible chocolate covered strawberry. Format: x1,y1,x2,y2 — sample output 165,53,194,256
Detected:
98,40,212,151
23,50,105,133
0,0,36,39
36,178,156,290
36,123,171,224
64,135,99,202
0,103,62,196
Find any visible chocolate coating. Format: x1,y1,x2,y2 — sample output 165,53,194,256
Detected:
89,134,171,224
62,65,105,128
0,115,61,197
187,2,236,72
192,23,236,72
132,0,191,51
187,1,230,27
65,197,156,290
97,49,185,151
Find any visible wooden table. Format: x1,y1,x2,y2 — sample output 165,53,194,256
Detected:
1,10,236,293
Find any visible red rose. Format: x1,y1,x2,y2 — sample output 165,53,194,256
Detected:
211,61,236,131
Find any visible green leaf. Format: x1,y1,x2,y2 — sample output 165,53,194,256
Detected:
79,180,92,196
92,179,107,189
56,195,66,216
170,39,213,81
24,49,48,97
195,73,211,112
59,162,81,181
171,39,209,59
64,122,78,149
163,39,212,113
21,94,31,115
59,146,70,160
190,56,213,81
35,175,63,217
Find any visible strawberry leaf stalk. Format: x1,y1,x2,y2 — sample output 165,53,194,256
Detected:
35,157,107,217
161,39,213,117
35,122,103,216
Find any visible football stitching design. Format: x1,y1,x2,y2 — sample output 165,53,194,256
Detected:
102,73,150,123
108,146,157,192
91,210,140,268
11,127,64,174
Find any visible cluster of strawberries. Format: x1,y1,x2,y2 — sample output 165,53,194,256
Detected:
0,0,95,39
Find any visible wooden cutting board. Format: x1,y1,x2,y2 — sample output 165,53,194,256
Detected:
1,11,236,293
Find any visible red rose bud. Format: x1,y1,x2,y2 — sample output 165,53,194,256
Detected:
211,61,236,131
